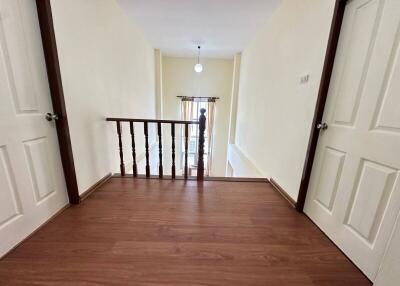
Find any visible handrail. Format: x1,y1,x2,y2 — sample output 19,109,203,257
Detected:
106,109,206,181
106,117,199,125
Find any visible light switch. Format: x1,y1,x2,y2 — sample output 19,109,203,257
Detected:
300,74,310,84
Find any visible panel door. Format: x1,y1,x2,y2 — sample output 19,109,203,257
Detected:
304,0,400,281
0,0,68,257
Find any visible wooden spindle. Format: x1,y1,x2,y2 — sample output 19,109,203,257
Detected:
144,122,150,177
197,109,206,181
184,123,189,179
157,122,163,178
171,123,176,179
129,122,137,177
116,121,125,176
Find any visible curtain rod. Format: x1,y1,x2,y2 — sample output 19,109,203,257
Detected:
177,96,220,101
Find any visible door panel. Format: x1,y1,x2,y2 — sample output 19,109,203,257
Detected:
372,41,400,132
305,0,400,281
24,137,56,202
345,160,397,242
314,147,346,211
0,146,21,226
0,0,68,257
332,0,379,126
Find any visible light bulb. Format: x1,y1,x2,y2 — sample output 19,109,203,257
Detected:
194,63,203,73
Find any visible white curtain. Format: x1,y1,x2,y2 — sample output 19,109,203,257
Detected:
206,101,215,176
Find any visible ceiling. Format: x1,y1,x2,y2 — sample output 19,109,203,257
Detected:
117,0,281,59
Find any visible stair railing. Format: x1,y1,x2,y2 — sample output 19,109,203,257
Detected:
106,108,206,181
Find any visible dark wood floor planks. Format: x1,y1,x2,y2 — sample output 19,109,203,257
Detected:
0,178,371,286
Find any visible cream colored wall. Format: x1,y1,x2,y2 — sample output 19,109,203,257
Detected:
235,0,336,199
154,49,163,119
162,56,233,176
228,54,241,144
51,0,156,194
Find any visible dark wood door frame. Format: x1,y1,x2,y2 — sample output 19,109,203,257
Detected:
36,0,80,204
296,0,348,212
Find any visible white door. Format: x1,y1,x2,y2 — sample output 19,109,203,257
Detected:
0,0,68,257
375,214,400,286
305,0,400,281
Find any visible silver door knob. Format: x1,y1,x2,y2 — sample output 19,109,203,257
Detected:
45,113,59,122
317,122,328,130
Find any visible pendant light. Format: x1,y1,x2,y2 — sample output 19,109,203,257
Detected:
194,46,203,73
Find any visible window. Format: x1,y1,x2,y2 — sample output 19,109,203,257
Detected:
180,98,216,176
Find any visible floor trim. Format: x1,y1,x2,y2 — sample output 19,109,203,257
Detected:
270,178,297,208
112,174,269,183
80,173,112,201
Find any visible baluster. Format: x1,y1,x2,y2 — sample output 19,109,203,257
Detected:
129,122,137,177
197,109,206,181
116,121,125,176
184,123,189,179
144,121,150,177
157,122,163,178
171,123,176,179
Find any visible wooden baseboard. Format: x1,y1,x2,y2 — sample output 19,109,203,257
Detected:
270,178,297,208
203,177,269,183
79,173,112,201
112,174,268,183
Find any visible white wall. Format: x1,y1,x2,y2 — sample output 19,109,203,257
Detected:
162,57,233,176
154,49,163,119
227,145,263,178
51,0,156,194
235,0,335,200
228,54,242,144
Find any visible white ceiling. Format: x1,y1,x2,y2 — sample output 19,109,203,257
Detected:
117,0,281,59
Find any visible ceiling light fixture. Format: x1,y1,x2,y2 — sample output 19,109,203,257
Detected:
194,46,203,73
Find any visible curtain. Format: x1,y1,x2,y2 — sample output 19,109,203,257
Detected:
206,101,215,176
180,99,193,174
181,99,193,121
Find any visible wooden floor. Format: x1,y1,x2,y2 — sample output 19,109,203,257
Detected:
0,178,371,286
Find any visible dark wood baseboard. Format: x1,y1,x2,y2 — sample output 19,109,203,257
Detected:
112,174,268,183
270,178,297,208
80,173,112,201
203,176,268,182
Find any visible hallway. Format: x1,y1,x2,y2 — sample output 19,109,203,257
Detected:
0,178,370,285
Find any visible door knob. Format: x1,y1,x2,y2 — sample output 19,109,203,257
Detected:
317,122,328,130
45,113,59,122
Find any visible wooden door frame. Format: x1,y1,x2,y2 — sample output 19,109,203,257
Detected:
296,0,348,212
35,0,80,204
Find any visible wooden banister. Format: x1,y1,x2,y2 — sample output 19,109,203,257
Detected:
157,122,163,178
144,122,150,178
107,117,204,180
116,121,125,176
106,118,199,124
171,123,176,179
129,122,137,177
184,123,189,179
197,109,206,181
